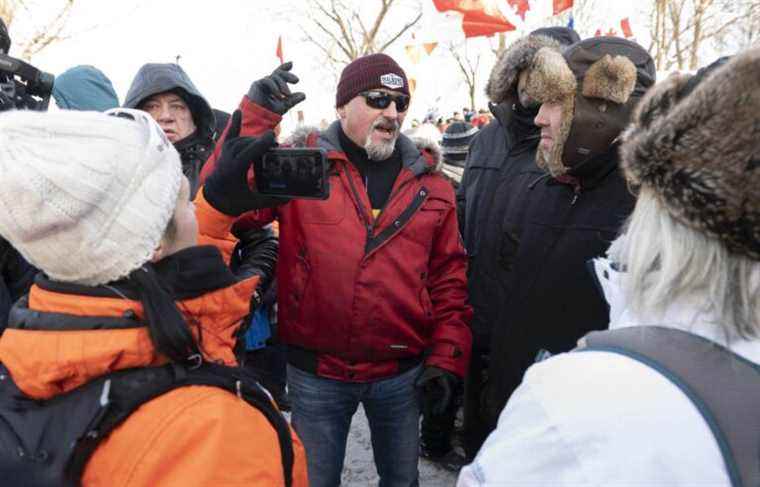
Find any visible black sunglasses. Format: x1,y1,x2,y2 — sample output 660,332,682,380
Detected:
359,90,410,112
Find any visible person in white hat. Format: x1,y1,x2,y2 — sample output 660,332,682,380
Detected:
0,109,308,486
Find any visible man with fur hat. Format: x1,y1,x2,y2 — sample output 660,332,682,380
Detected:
466,34,656,453
459,49,759,486
201,53,472,487
457,26,579,459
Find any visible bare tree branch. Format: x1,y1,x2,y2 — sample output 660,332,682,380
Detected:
329,0,358,58
377,11,422,53
448,41,481,110
299,0,422,74
300,25,343,66
311,13,354,62
365,0,392,53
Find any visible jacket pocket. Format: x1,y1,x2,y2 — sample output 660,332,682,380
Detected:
403,198,449,249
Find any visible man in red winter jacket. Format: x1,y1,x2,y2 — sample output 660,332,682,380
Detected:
201,55,472,487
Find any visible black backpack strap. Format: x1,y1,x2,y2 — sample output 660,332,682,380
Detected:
579,326,760,487
66,363,293,487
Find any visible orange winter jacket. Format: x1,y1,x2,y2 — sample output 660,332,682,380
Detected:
0,196,308,487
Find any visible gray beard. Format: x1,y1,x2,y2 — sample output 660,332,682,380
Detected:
364,136,396,161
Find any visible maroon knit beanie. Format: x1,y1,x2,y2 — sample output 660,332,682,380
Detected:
335,53,410,108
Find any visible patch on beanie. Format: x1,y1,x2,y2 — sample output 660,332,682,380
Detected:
380,73,404,89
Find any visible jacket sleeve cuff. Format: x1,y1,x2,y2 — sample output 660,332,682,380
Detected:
194,187,238,239
240,96,282,136
425,341,470,379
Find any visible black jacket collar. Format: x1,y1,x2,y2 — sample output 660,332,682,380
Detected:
35,245,237,302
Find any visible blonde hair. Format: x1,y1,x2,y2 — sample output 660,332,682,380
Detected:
608,189,760,339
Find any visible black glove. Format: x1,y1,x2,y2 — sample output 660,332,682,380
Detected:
230,226,279,290
247,62,306,115
0,89,14,112
416,366,460,416
203,110,287,216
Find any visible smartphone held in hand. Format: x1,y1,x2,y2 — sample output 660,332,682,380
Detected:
254,147,330,200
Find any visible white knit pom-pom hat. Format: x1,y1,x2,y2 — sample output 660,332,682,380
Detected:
0,108,182,285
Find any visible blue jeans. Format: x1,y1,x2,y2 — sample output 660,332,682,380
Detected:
287,364,422,487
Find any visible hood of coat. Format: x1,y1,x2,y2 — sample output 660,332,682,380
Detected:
0,246,257,400
52,65,119,112
124,63,216,145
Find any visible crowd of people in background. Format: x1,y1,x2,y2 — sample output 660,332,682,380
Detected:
0,14,758,487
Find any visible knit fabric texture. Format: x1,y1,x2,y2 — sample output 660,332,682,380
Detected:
335,53,409,108
0,110,182,285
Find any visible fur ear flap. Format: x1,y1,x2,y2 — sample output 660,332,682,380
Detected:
582,54,637,104
485,34,562,104
524,47,577,104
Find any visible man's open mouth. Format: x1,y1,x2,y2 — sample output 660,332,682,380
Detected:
373,122,397,137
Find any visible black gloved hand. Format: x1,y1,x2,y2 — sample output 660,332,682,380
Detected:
203,110,287,216
247,62,306,115
0,89,14,112
416,366,460,416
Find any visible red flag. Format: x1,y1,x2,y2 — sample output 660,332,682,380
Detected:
620,17,634,38
275,36,284,65
553,0,573,15
507,0,530,20
434,0,516,38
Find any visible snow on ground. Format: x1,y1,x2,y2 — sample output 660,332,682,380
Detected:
285,405,458,486
341,406,458,487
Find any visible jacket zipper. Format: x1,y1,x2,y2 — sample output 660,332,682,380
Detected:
342,162,374,243
342,161,430,258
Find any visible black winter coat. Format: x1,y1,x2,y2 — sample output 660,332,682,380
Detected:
457,102,540,345
461,103,635,424
0,239,36,330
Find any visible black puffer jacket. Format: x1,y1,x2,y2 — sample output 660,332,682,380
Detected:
0,238,36,331
124,63,215,199
476,128,635,425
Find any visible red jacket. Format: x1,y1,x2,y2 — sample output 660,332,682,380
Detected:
203,97,472,381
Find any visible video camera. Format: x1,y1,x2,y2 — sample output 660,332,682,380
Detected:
0,18,54,112
0,52,55,111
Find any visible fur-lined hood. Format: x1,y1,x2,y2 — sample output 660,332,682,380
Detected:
486,34,562,104
407,134,442,170
620,48,760,260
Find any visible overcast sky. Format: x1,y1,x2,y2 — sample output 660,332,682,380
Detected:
17,0,662,134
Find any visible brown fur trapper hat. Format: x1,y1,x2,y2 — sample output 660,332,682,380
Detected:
621,48,760,261
525,37,655,177
485,34,562,104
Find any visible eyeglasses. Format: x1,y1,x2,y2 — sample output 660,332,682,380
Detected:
359,90,410,112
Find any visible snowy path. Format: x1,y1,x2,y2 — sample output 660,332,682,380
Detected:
340,405,458,486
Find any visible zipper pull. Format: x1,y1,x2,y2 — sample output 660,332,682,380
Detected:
571,185,581,206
